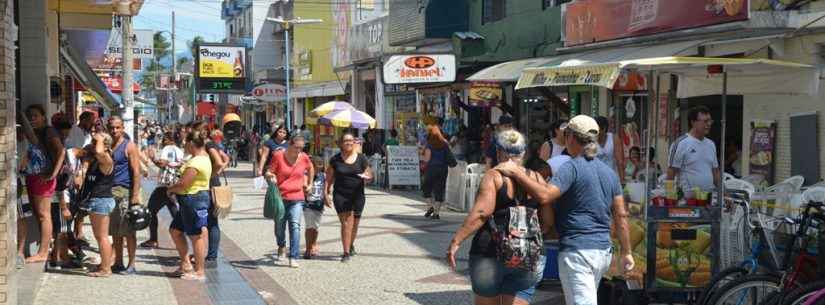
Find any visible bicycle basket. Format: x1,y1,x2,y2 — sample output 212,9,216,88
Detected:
757,221,798,272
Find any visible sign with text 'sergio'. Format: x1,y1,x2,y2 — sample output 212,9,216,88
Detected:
196,43,247,93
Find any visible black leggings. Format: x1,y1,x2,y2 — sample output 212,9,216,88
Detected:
147,186,178,241
422,165,448,202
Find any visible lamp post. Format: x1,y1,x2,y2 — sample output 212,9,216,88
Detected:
265,17,323,131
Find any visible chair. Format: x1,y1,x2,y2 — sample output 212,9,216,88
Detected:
725,178,756,199
724,172,737,182
802,186,825,204
466,163,487,175
780,175,805,192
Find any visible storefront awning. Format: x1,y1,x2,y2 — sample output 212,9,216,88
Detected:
471,39,703,83
517,56,818,98
291,81,346,99
60,40,120,110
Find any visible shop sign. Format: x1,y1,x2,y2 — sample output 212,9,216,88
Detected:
614,71,648,91
250,84,286,102
101,76,140,93
387,146,421,187
104,29,154,60
468,82,502,107
564,0,749,47
350,16,387,62
383,54,456,84
519,64,621,89
749,120,777,184
197,45,246,79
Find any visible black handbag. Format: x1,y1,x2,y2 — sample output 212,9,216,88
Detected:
446,148,458,168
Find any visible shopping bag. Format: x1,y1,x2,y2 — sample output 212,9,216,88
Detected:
211,175,233,219
253,176,266,190
263,181,285,223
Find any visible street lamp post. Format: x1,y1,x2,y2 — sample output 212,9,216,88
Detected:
266,17,323,131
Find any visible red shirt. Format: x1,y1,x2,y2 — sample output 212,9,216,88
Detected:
269,150,311,201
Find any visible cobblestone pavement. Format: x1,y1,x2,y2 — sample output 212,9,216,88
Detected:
23,162,563,305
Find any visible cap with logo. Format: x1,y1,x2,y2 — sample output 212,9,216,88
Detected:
565,115,600,137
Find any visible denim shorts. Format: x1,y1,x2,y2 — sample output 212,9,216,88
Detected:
468,255,546,302
177,191,210,236
87,197,116,216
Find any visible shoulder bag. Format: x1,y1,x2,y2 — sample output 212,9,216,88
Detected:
211,173,234,219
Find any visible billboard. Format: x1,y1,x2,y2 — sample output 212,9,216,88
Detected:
564,0,749,47
197,45,246,78
383,54,456,84
196,44,246,93
104,29,154,60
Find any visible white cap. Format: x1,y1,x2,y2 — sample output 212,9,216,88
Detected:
566,115,600,137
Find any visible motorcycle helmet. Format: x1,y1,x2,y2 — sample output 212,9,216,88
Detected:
126,205,151,231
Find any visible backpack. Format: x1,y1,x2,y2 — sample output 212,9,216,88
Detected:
488,173,545,271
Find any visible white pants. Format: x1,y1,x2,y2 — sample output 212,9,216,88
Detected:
558,248,612,305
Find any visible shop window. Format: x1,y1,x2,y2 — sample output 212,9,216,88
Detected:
482,0,506,24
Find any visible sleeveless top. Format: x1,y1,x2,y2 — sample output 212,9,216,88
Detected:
469,175,541,257
112,139,132,187
426,144,449,168
85,161,114,198
596,132,616,170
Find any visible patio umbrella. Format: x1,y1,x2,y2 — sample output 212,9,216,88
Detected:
319,108,376,129
308,101,355,118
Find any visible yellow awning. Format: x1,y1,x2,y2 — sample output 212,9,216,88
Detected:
517,56,819,97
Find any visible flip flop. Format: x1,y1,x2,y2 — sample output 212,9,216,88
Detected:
181,273,206,281
88,270,111,278
139,241,159,249
171,267,194,277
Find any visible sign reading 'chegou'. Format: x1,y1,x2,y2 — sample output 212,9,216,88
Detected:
383,54,456,84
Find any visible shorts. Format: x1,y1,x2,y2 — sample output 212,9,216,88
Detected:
87,197,116,216
303,208,323,230
333,192,366,218
109,187,135,237
26,175,57,198
468,255,546,302
50,202,73,239
177,191,210,236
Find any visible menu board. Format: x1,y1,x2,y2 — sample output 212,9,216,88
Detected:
749,120,777,185
387,146,420,187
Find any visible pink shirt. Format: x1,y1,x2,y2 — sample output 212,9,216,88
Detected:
269,150,311,201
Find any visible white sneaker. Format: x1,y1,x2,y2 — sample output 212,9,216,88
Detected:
274,247,285,261
288,259,299,268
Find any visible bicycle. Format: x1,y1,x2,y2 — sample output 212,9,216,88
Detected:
706,200,825,305
696,190,789,305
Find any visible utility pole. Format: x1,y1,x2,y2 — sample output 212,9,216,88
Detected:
170,11,176,124
121,14,135,140
285,25,291,130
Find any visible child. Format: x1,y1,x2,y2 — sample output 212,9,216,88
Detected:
303,157,327,259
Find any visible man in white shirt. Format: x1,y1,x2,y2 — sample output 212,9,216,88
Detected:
667,106,721,192
65,111,95,149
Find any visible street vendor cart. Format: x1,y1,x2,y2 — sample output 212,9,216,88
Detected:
517,56,820,304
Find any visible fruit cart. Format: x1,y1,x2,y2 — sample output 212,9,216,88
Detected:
516,56,819,304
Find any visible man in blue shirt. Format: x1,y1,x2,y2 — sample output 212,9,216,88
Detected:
495,115,634,305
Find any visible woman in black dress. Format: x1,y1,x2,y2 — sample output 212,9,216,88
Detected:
325,133,373,263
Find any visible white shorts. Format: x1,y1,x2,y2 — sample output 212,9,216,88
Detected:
303,209,323,230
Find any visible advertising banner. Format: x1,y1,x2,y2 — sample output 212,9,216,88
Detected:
749,120,777,184
101,76,140,93
383,54,456,84
564,0,749,47
387,146,421,187
197,45,246,78
468,82,502,107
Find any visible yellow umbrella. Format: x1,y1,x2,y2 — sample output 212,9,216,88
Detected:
319,108,376,129
308,101,355,118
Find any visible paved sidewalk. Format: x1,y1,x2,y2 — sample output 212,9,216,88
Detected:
22,162,562,305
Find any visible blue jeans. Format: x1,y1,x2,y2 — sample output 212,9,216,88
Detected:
276,200,304,259
558,248,612,305
206,199,220,260
468,255,546,302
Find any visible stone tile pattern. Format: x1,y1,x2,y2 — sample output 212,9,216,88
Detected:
0,1,15,304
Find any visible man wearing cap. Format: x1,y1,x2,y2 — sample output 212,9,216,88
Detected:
494,115,634,305
484,115,514,169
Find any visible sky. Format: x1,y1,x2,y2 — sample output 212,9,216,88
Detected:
134,0,226,57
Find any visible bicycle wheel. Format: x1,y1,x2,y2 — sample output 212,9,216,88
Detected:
760,292,782,305
780,280,825,305
707,274,781,305
697,267,750,305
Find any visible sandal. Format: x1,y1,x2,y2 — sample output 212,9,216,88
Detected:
139,240,159,249
171,266,194,277
88,269,111,278
181,273,206,281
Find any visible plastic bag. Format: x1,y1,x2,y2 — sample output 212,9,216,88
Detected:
264,181,285,225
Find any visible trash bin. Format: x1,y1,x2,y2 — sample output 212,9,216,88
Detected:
543,240,560,280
